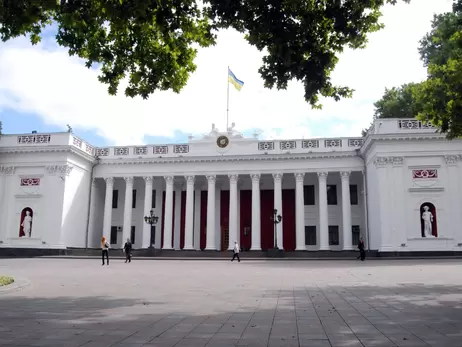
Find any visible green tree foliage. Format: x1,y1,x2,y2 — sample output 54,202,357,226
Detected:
368,0,462,138
413,1,462,138
0,121,2,135
361,83,422,136
373,83,422,119
0,0,408,107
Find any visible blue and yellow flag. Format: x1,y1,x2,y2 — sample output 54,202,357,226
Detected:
228,68,244,91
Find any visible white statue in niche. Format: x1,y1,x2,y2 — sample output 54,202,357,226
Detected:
422,206,434,237
21,211,33,237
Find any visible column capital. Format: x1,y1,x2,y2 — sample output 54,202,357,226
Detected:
294,172,305,182
317,172,328,180
250,173,261,183
104,177,114,185
340,171,351,179
91,177,98,185
272,173,283,182
185,175,195,184
206,175,216,183
228,174,239,183
143,176,154,184
164,176,174,184
124,176,134,185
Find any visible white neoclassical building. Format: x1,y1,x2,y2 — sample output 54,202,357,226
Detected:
0,118,461,255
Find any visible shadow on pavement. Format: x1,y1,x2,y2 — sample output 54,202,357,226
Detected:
1,282,462,347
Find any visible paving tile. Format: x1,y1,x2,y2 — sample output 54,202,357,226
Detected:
3,259,462,347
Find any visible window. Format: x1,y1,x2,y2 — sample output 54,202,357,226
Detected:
305,226,316,245
131,226,136,244
303,185,315,205
350,185,358,205
352,225,360,246
150,226,156,246
327,185,337,205
112,190,119,208
328,225,339,245
151,190,156,208
110,226,118,244
132,189,137,208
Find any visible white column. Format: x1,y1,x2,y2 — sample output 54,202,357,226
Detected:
318,172,329,250
184,176,195,250
87,178,98,246
102,177,114,240
273,173,284,249
250,174,261,250
173,186,182,250
228,174,239,250
341,171,353,250
205,175,216,250
122,177,134,245
295,172,306,250
163,176,174,249
193,187,201,250
154,180,163,248
142,176,153,248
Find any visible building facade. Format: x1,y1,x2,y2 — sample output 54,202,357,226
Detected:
0,118,461,253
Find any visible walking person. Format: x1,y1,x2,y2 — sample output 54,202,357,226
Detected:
101,236,110,266
231,241,241,262
123,238,132,263
357,237,366,261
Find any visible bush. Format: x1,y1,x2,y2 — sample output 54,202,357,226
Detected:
0,276,14,286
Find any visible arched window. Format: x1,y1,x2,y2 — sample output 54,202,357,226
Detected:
19,207,33,238
420,203,437,238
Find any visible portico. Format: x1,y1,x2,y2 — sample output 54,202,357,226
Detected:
91,170,364,252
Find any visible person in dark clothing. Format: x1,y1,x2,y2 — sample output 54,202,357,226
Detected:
124,238,132,263
357,238,366,261
101,236,109,266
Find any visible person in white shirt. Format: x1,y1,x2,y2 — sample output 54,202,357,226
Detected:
231,241,241,262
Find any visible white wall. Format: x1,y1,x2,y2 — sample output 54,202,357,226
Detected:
62,155,92,247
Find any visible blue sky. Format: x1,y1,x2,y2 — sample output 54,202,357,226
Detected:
0,0,453,147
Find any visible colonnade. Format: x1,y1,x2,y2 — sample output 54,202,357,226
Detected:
97,172,355,250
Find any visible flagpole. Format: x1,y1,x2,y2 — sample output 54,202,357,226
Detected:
226,66,229,131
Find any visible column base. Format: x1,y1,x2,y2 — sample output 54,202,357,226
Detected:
319,246,330,251
204,247,217,251
183,246,194,250
250,246,262,251
342,246,353,251
295,247,307,251
162,246,173,250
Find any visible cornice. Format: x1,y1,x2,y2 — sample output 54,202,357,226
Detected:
0,145,97,163
361,134,447,154
97,152,359,166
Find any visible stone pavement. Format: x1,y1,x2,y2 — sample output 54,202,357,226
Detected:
0,258,462,347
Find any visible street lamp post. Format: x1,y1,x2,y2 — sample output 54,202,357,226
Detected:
271,209,282,249
144,209,159,248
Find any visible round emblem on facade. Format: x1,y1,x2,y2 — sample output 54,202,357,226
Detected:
217,135,229,148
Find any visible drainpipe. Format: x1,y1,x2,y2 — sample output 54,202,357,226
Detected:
357,149,370,251
85,157,100,249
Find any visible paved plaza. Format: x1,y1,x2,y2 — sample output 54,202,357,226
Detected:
1,258,462,347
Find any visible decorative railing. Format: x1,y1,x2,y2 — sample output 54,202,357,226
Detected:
398,119,436,130
17,134,51,144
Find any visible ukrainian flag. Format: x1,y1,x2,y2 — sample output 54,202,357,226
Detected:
228,68,244,91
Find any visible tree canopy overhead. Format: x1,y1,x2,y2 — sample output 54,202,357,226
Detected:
0,0,408,107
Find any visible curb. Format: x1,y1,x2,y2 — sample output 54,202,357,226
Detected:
0,278,31,295
35,256,462,261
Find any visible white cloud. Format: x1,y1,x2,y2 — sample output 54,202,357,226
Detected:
0,0,453,145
